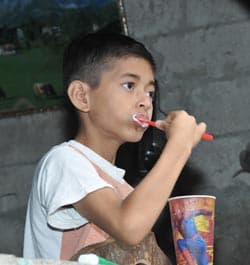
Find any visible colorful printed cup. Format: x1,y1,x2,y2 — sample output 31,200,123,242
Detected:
168,195,216,265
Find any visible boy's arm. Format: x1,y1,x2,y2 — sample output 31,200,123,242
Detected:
74,110,206,245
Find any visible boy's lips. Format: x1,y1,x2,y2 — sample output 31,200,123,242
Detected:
132,114,150,128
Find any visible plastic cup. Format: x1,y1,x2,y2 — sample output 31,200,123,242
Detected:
168,195,216,265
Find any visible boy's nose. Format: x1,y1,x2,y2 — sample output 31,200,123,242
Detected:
138,93,153,109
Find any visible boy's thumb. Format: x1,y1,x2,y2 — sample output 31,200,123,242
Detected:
155,120,170,131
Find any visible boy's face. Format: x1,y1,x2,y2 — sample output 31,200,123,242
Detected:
87,56,155,143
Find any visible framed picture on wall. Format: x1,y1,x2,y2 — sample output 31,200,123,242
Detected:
0,0,127,117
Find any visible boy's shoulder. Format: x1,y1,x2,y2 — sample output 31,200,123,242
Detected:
40,141,83,165
40,140,99,167
45,141,72,157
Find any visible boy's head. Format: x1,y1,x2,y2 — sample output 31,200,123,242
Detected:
63,32,156,91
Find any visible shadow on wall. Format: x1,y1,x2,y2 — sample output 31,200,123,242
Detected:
213,180,250,264
236,0,250,10
232,142,250,178
0,207,26,256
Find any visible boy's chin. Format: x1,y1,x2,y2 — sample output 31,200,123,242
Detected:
126,133,145,143
121,127,147,143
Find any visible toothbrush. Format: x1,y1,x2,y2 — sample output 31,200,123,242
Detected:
133,115,214,141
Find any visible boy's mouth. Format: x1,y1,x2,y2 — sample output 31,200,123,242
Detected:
132,114,150,129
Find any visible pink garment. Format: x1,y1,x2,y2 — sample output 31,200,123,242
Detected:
60,145,133,260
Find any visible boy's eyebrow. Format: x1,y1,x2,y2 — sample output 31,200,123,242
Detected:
121,73,156,87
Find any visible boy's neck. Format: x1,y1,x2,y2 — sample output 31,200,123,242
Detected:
74,134,118,164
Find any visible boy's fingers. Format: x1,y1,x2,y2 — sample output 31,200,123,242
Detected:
193,122,207,146
198,122,207,137
155,120,171,131
154,111,176,130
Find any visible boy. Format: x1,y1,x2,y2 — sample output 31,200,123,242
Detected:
23,32,206,260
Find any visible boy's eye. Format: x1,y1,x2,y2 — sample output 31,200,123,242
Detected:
122,82,135,90
146,91,155,100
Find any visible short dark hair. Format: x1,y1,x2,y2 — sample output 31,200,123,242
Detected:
63,32,156,90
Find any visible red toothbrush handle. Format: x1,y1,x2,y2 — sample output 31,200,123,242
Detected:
137,117,213,141
146,120,157,127
202,133,214,141
137,117,157,127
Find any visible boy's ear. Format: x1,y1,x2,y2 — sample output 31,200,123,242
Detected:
67,81,90,112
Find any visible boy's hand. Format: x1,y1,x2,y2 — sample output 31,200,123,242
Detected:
155,110,206,149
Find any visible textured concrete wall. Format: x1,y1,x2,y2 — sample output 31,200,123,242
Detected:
0,110,67,209
0,109,71,256
123,0,250,264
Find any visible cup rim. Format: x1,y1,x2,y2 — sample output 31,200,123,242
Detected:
168,195,216,201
